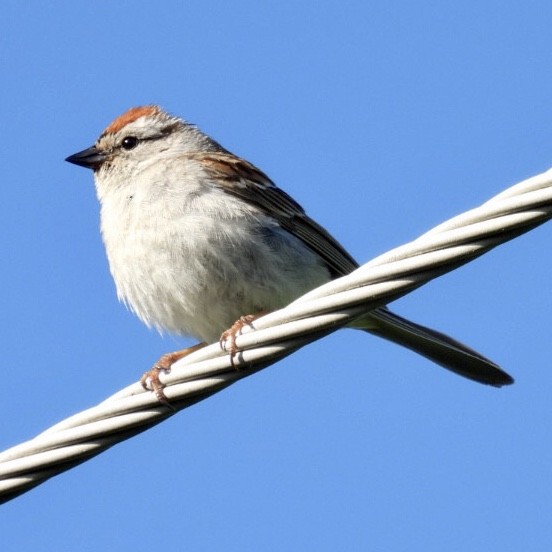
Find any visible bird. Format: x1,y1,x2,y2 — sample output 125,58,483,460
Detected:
65,105,513,401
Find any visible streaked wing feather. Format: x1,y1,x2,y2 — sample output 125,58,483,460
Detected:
193,152,358,277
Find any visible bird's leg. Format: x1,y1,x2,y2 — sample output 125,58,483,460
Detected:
141,342,208,404
220,312,266,366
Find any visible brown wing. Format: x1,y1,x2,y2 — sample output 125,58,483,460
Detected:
190,152,358,277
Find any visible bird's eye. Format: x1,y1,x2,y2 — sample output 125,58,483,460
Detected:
121,136,139,150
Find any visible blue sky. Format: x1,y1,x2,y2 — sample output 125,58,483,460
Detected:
1,2,552,550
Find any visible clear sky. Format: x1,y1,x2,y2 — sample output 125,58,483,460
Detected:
1,2,552,550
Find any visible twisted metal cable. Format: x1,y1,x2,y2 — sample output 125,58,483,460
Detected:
1,167,552,504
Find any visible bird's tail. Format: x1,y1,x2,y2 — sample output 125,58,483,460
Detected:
355,308,514,387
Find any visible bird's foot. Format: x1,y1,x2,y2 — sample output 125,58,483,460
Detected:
140,342,207,405
220,313,263,367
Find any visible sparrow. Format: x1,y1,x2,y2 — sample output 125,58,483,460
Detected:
66,105,513,401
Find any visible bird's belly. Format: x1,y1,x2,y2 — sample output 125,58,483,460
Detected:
102,210,331,342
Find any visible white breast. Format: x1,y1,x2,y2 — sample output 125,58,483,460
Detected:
96,163,330,342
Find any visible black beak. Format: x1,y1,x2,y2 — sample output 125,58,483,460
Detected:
65,146,107,170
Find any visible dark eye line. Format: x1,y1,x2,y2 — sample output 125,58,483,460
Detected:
120,132,169,150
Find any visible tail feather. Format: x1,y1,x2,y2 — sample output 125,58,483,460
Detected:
357,308,514,387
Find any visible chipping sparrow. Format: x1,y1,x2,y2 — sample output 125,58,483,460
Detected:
66,105,513,401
